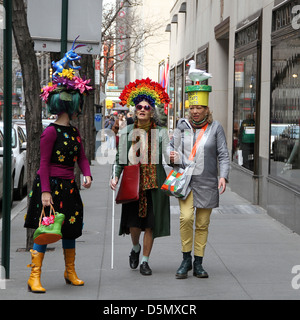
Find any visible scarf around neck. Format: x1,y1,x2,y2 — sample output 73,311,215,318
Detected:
131,119,158,218
189,116,208,130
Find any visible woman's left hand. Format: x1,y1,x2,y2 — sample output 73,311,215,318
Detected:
218,177,227,194
82,176,92,189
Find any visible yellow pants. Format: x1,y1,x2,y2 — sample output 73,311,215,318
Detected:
179,192,212,257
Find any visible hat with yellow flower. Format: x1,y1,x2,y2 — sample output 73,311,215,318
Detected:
40,37,93,116
119,78,170,108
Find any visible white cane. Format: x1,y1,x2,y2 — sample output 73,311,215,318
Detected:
111,165,116,269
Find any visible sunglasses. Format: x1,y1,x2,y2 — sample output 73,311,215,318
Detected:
136,105,151,111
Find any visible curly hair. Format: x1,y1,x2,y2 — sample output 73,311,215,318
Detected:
132,104,162,126
133,95,155,108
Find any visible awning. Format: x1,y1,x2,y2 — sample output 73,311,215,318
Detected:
112,105,129,111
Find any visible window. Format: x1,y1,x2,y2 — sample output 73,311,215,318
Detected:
176,62,184,120
270,35,300,189
184,55,195,114
232,14,261,173
169,67,175,129
196,45,209,85
233,53,257,171
0,130,3,148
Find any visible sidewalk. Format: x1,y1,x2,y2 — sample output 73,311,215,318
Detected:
1,160,300,300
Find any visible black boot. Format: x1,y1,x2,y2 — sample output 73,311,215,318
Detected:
193,256,208,278
129,245,141,269
140,261,152,276
175,252,192,279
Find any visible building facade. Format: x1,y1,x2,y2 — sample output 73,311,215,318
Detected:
127,0,175,83
167,0,300,233
105,0,174,112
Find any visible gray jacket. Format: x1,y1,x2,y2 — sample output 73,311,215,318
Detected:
170,119,230,208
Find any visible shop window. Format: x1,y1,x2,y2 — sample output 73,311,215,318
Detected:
196,45,209,85
233,53,257,171
184,54,195,114
169,67,176,129
232,13,261,173
270,0,300,189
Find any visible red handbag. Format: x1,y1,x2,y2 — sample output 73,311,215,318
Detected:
115,164,140,204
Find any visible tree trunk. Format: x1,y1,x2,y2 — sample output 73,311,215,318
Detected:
81,54,96,162
72,54,95,162
72,54,95,187
12,0,43,250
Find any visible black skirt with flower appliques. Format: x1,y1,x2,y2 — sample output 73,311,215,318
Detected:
24,175,83,240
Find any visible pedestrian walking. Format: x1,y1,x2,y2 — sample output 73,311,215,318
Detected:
170,82,230,279
112,118,120,149
24,52,93,293
105,116,116,150
126,111,134,125
110,78,171,276
118,113,127,130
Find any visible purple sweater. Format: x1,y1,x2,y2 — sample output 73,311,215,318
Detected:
37,124,91,193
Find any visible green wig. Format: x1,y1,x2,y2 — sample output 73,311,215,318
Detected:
47,91,84,118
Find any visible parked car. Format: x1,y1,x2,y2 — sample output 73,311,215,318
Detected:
42,118,55,130
0,121,27,200
0,129,16,204
12,118,27,135
13,118,54,133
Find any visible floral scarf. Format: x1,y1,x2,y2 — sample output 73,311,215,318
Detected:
130,120,158,218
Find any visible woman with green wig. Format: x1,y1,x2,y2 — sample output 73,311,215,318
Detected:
24,59,93,293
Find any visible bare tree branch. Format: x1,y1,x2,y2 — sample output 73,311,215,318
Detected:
100,0,166,90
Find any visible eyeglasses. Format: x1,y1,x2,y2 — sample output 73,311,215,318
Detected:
136,105,151,111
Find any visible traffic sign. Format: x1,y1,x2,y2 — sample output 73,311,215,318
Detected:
27,0,102,54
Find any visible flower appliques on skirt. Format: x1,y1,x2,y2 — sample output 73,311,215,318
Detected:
69,211,79,225
58,155,65,162
69,216,76,224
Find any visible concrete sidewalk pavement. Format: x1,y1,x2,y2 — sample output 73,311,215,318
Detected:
1,160,300,300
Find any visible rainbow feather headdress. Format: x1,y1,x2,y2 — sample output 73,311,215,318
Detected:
119,78,170,107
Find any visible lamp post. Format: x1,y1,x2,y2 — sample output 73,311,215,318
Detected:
61,0,68,57
1,0,12,279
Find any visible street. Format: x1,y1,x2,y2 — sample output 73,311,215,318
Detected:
1,160,300,301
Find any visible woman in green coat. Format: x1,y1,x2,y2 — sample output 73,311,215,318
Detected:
110,78,171,276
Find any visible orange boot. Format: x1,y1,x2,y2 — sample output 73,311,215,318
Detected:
27,249,46,293
63,248,84,286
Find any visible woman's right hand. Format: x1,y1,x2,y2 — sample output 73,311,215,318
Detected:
170,151,180,164
110,177,119,191
41,192,53,207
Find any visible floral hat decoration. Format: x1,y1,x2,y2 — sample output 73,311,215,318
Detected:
119,78,170,107
40,69,93,104
40,37,93,104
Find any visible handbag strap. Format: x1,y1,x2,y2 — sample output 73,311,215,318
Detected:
38,204,55,227
188,123,209,161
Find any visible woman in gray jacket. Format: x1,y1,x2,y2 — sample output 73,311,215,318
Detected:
170,85,230,280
